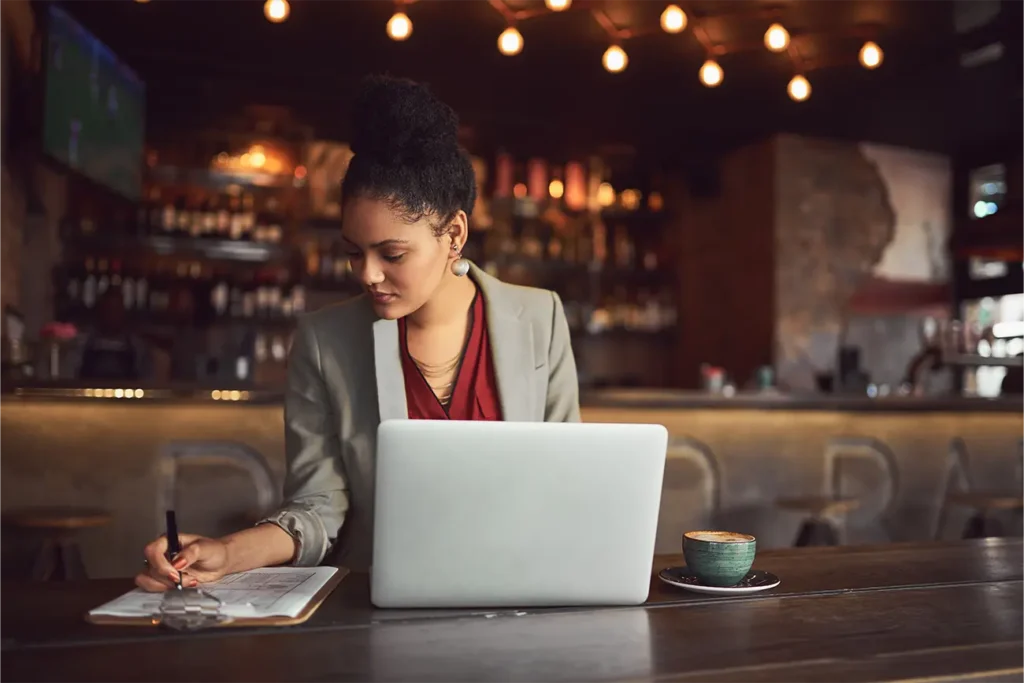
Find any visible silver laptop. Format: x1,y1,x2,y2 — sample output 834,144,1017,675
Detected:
370,419,668,609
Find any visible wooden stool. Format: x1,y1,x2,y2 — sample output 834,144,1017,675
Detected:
2,507,112,581
946,492,1024,539
776,497,861,547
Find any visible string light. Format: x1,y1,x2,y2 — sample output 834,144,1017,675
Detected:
699,59,723,87
498,27,523,56
787,74,811,101
859,41,883,69
660,5,687,33
387,12,413,41
264,0,289,23
764,23,789,52
602,45,628,73
545,0,571,10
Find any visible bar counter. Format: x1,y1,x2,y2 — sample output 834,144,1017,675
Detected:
2,384,1021,579
2,539,1022,682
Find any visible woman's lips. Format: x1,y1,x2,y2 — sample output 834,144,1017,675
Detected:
370,292,397,304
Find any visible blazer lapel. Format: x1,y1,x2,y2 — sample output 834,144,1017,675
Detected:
372,317,408,422
472,264,536,422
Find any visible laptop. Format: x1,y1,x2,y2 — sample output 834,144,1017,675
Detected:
370,419,668,609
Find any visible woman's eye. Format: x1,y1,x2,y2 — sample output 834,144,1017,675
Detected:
383,254,405,263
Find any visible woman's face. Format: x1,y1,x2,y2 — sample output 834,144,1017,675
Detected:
341,197,464,320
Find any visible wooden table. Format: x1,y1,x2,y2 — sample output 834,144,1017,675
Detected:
2,539,1021,682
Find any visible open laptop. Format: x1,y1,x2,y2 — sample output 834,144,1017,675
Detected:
370,419,668,609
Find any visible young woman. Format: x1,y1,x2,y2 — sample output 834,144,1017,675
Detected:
136,76,580,591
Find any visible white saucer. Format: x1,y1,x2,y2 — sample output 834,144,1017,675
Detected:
658,567,781,595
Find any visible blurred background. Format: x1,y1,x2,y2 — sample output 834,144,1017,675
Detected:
1,0,1021,581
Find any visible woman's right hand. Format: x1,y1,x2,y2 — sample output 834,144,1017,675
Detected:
135,533,231,592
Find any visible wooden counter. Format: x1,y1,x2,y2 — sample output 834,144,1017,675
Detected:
2,392,1022,579
2,539,1021,682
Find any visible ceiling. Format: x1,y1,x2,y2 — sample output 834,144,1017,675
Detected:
56,0,1022,164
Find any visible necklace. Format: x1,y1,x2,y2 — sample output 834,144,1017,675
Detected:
410,351,460,405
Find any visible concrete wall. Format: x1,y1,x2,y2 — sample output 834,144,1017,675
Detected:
2,399,1020,579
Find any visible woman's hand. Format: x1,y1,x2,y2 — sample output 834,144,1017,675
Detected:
135,533,231,592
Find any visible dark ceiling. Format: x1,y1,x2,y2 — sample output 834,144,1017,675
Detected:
57,0,1022,164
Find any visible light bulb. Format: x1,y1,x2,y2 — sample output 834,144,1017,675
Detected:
498,27,523,56
545,0,571,10
597,183,616,208
859,41,883,69
787,74,811,101
660,5,687,33
387,12,412,41
764,23,789,52
549,179,565,199
699,59,723,87
602,45,628,73
264,0,289,23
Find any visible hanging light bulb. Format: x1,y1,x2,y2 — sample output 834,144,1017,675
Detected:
545,0,571,10
387,12,413,40
764,23,789,52
787,74,811,101
498,27,523,56
699,59,723,87
264,0,289,23
660,5,687,33
602,45,628,73
859,41,883,69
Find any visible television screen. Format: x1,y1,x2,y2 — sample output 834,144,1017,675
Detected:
43,5,145,200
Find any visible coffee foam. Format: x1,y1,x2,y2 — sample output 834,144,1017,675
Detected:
684,530,755,543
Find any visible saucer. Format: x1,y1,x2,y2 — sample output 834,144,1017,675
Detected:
658,567,781,595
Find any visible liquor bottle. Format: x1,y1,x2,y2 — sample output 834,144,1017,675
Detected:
229,195,244,240
215,196,231,238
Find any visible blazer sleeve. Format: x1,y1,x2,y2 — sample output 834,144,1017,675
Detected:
545,291,582,423
257,316,349,566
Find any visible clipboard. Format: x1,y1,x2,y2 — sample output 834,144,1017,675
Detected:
85,567,348,628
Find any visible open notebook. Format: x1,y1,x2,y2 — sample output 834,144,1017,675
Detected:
88,566,346,626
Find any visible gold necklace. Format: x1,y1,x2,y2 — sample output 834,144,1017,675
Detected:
410,351,460,405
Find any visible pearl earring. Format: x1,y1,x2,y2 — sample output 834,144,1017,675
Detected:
450,246,470,277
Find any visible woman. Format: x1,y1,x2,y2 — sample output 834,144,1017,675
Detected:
136,76,580,591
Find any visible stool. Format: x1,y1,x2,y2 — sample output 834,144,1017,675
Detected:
947,492,1024,539
2,506,112,581
776,497,860,546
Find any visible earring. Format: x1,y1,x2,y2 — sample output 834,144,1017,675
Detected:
450,246,470,277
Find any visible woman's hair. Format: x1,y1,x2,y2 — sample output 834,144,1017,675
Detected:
342,75,476,236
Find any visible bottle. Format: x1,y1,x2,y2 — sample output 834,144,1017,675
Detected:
216,196,231,238
229,195,244,240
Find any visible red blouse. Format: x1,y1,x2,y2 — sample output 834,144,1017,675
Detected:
398,290,503,421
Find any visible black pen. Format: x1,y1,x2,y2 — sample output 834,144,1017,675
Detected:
165,510,183,591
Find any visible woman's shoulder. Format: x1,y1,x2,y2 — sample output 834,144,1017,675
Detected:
297,293,376,335
474,266,562,320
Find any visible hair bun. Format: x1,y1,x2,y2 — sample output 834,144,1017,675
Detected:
350,75,460,167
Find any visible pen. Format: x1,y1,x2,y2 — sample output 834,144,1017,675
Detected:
165,510,183,591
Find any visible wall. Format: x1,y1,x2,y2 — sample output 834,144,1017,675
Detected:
670,141,776,388
774,135,953,392
0,0,32,328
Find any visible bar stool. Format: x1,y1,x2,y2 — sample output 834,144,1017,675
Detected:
934,438,1023,540
2,506,112,580
656,437,721,554
777,437,899,547
156,440,279,536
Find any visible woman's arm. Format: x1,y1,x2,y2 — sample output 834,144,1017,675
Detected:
544,291,582,423
256,315,350,565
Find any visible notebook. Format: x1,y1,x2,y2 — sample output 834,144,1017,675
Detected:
87,566,345,626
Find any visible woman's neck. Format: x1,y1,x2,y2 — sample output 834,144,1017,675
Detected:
406,271,478,331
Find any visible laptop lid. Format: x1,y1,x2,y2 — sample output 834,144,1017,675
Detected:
371,420,668,608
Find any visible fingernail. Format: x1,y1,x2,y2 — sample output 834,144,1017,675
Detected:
189,578,198,587
173,557,187,569
169,572,179,582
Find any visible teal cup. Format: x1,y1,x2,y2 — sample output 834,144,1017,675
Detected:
682,530,757,587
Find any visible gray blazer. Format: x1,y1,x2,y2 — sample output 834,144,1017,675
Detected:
260,263,581,570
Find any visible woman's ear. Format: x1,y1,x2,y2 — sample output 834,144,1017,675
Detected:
447,210,469,251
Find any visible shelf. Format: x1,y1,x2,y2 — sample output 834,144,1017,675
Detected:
943,353,1023,368
149,165,298,191
67,235,294,263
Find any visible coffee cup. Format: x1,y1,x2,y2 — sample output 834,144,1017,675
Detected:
682,530,756,587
